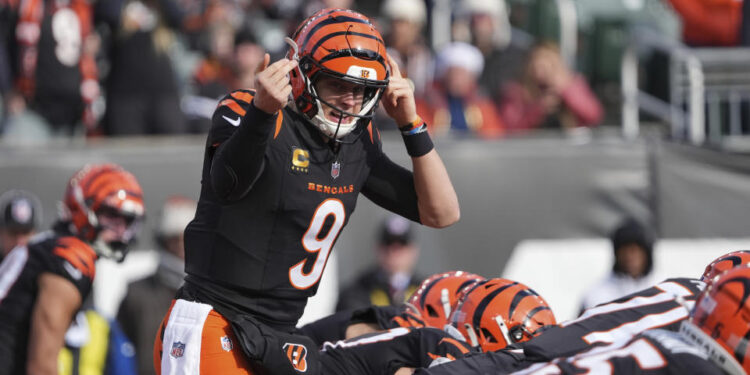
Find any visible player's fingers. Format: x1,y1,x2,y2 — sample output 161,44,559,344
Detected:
270,60,298,83
387,78,409,91
388,87,411,99
280,84,293,99
255,53,270,74
388,54,402,79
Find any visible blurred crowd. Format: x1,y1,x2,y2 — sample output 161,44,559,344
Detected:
0,0,609,141
3,0,750,142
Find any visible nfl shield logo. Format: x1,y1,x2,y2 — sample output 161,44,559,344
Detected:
221,336,233,352
170,341,186,358
331,161,341,179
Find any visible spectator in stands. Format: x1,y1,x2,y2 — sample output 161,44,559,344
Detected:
96,0,187,135
191,22,236,101
184,27,265,132
498,42,603,133
60,303,137,375
455,0,529,104
2,0,100,139
381,0,433,97
579,218,656,312
0,189,41,261
372,0,433,131
666,0,743,46
186,22,238,132
336,215,424,312
117,196,195,375
416,42,505,138
233,28,265,90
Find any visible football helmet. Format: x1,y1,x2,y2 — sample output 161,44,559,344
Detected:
286,8,389,139
62,163,145,261
449,278,556,352
701,250,750,283
405,270,484,328
681,265,750,375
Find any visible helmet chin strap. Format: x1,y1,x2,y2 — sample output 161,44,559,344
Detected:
91,238,127,262
331,111,343,142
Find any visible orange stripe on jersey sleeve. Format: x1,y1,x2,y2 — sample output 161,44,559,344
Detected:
367,122,374,143
274,111,284,139
219,99,247,117
231,91,254,104
53,237,97,280
428,352,456,361
391,316,410,328
439,337,471,354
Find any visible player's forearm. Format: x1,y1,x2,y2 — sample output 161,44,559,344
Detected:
210,102,275,201
27,274,81,375
412,150,459,228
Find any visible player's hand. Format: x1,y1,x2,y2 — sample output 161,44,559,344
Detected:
252,53,298,114
382,55,418,127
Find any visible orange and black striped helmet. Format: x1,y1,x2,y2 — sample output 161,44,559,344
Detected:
702,250,750,284
287,8,389,139
681,265,750,375
405,270,485,329
62,163,144,260
449,278,556,352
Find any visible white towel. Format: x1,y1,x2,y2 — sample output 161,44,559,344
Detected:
160,299,213,375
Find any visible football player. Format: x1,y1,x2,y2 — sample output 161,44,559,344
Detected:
0,163,145,375
154,7,459,375
305,277,546,375
419,251,750,375
411,278,557,374
318,327,476,375
298,270,483,346
509,265,750,375
700,249,750,283
447,278,557,353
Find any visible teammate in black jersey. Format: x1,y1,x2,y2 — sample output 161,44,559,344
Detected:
154,7,459,375
299,270,483,346
418,251,750,375
319,327,476,375
418,278,705,375
0,163,144,375
509,264,750,375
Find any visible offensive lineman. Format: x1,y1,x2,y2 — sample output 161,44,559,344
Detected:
154,8,459,375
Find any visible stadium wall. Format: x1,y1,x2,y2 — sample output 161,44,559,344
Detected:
1,134,748,320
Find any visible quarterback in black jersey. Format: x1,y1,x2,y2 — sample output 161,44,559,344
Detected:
155,7,459,375
0,164,144,375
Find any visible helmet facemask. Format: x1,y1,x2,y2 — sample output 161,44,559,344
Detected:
296,53,387,140
91,205,143,262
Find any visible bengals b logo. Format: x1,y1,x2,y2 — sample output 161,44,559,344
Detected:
283,343,308,372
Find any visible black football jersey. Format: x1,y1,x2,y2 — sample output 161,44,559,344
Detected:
0,229,96,375
511,329,723,375
413,348,528,375
320,327,476,375
299,305,426,346
184,90,420,328
521,278,704,362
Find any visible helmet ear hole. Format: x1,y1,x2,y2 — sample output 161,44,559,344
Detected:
510,326,525,342
481,328,497,343
425,305,440,318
